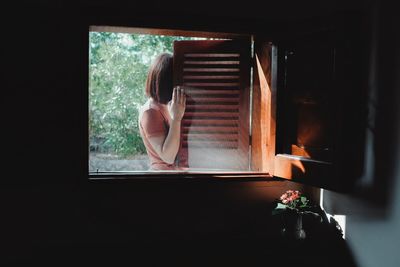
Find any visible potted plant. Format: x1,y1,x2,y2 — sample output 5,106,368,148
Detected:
273,190,321,240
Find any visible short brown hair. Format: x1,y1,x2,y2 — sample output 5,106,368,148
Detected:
145,53,173,104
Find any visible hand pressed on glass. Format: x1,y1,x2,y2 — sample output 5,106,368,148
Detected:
168,86,186,122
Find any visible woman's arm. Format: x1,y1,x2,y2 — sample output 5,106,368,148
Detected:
148,86,186,164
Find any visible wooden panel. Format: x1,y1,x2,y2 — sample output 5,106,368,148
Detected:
174,40,251,170
270,28,366,192
270,34,336,183
251,40,273,172
278,34,335,162
274,154,333,181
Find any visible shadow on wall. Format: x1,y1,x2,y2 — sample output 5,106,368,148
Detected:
323,0,400,219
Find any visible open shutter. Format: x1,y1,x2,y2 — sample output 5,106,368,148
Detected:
173,40,251,170
257,28,366,191
273,33,336,186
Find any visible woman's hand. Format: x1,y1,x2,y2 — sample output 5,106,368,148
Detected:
148,86,185,164
168,86,186,122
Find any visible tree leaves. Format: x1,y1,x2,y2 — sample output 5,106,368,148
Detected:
89,32,200,158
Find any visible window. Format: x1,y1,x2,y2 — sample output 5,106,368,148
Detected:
89,27,212,173
173,40,251,170
89,26,257,174
89,23,366,191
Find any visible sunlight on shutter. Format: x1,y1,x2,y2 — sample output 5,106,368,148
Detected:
174,41,250,170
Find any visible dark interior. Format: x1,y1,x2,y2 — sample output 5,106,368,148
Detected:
3,1,400,266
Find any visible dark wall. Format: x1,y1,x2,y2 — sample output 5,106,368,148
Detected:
323,1,400,266
2,0,376,265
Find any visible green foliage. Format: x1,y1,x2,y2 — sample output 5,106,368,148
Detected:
89,32,201,158
272,190,321,220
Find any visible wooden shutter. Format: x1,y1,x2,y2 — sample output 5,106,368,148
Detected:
273,34,336,186
173,40,251,170
259,28,366,191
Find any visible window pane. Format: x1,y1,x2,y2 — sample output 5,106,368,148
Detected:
89,30,242,172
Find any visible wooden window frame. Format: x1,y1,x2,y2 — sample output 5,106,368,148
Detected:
88,25,351,188
252,40,335,180
88,25,276,180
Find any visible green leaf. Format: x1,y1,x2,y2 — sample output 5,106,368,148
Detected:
301,196,307,204
276,203,287,209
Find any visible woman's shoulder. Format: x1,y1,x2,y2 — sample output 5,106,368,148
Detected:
140,99,163,112
139,100,165,122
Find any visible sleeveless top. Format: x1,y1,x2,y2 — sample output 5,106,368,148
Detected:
139,99,188,170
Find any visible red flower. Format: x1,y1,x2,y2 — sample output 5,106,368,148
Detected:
280,190,300,202
274,190,314,215
279,190,303,209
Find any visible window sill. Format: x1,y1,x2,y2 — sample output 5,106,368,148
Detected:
89,171,275,182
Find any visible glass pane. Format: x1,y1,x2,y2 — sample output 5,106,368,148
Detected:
89,29,256,173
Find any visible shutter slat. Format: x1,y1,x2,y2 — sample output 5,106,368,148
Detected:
183,122,238,127
183,75,240,80
184,112,239,117
184,82,240,87
183,141,238,149
184,133,238,140
186,89,240,95
186,105,239,111
185,53,240,57
187,98,239,104
187,101,239,106
174,40,250,169
184,68,240,72
184,60,240,65
186,104,239,109
183,121,238,126
183,128,238,134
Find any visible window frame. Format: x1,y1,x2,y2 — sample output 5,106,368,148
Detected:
88,24,360,187
262,28,366,192
88,25,275,180
252,39,336,181
86,10,368,194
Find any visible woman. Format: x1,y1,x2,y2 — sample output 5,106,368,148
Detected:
139,53,186,170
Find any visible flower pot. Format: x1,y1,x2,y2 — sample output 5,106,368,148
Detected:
281,210,306,240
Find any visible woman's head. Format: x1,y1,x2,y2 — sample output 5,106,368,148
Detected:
145,53,173,104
